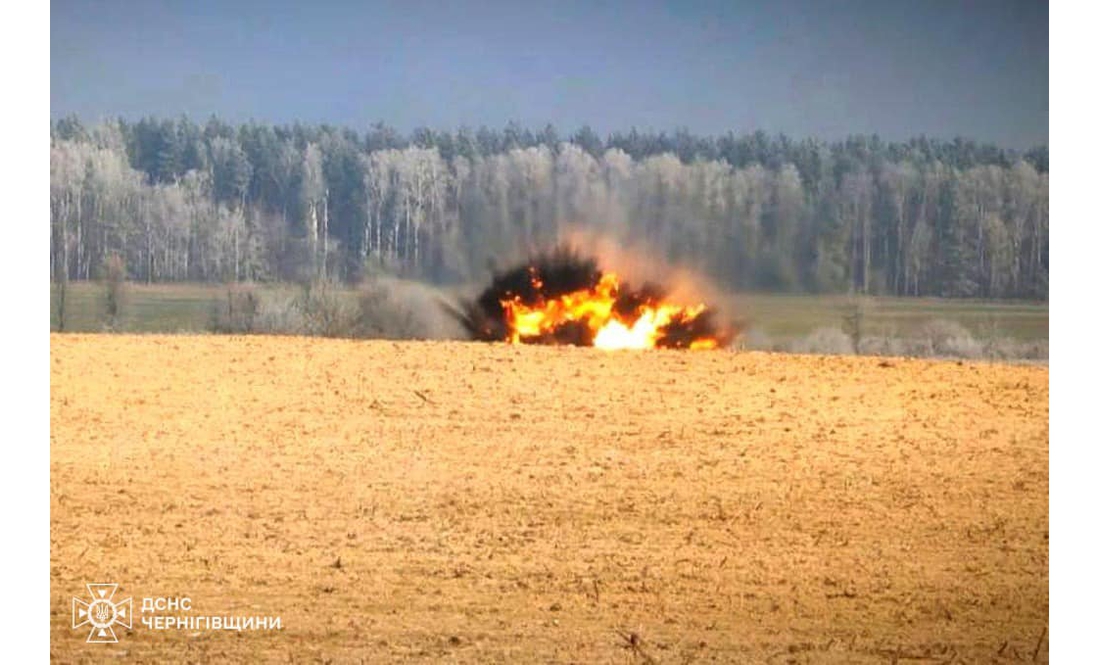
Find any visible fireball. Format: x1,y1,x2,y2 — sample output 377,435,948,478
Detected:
451,247,732,350
501,272,718,350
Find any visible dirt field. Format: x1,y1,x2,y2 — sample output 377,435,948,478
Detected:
50,334,1048,663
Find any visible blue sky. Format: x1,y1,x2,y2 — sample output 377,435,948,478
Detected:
51,0,1048,148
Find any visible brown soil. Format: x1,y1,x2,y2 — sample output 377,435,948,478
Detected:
50,334,1049,663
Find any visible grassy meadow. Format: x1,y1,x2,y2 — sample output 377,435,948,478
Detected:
49,280,1048,357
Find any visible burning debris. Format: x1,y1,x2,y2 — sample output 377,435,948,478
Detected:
450,247,734,350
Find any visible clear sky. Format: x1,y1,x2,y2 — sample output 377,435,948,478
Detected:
51,0,1048,148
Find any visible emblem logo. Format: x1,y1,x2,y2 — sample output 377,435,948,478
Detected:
72,583,132,643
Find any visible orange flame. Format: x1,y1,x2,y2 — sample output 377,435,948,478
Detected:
501,273,720,350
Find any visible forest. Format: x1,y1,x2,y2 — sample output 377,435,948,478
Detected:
50,116,1048,300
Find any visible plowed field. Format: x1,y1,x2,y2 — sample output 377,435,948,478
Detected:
50,334,1048,663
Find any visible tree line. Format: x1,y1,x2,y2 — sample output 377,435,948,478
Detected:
50,116,1048,299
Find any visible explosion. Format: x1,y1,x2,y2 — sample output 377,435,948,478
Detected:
451,247,733,350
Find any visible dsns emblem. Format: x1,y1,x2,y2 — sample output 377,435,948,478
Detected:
72,583,132,643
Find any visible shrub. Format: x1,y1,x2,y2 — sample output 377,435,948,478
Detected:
858,335,908,357
295,279,358,338
840,300,868,354
210,285,261,334
356,277,461,340
791,327,856,356
982,337,1048,361
921,319,983,359
102,253,127,330
252,289,306,335
53,279,68,332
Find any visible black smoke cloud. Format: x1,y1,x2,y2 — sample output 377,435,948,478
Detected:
446,245,734,348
